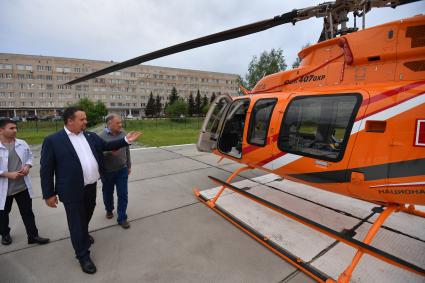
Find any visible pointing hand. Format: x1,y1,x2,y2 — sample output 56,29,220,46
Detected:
126,131,142,143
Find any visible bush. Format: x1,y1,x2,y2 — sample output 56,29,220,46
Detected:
72,98,107,126
165,99,188,120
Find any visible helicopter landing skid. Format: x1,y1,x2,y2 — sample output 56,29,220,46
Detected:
194,176,425,282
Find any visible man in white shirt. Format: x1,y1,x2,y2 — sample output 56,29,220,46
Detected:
0,118,49,246
40,107,141,274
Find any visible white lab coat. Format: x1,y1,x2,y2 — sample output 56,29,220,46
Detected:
0,139,34,210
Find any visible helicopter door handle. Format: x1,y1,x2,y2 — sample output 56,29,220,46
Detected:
351,171,365,184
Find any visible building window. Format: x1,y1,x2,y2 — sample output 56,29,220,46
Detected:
17,64,32,71
0,64,13,70
37,65,52,71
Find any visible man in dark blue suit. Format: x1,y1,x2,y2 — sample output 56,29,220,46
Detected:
40,107,141,274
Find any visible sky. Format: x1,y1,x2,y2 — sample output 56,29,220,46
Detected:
1,0,424,78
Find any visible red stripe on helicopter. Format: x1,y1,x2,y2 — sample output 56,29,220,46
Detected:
257,151,286,166
242,134,279,155
360,80,425,107
242,145,260,154
356,90,425,122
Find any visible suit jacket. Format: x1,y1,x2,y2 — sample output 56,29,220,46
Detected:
40,129,128,203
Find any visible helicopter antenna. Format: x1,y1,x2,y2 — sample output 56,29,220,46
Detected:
66,0,421,85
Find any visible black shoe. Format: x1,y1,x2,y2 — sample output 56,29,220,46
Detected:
1,234,12,245
79,256,97,274
28,236,50,245
89,235,94,244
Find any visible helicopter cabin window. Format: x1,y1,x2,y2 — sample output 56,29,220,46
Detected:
248,99,277,146
278,94,361,161
218,99,250,158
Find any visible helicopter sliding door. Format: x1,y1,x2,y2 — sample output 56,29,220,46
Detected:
197,94,232,152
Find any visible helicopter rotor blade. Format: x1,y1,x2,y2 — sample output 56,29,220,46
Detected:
66,0,421,85
66,10,298,85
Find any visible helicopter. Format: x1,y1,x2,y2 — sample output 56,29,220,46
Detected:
67,0,425,281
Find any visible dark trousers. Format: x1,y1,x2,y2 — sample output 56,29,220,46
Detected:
0,189,38,238
63,183,96,260
101,167,129,224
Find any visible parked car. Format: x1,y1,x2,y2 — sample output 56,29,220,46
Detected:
40,115,54,121
52,116,62,121
11,116,22,122
26,115,38,121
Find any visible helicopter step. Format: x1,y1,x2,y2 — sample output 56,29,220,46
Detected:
194,174,425,282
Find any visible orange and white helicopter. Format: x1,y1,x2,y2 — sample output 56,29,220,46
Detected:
68,1,425,281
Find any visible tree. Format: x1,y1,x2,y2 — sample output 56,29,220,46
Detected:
292,43,310,69
73,98,107,126
94,100,108,122
292,57,302,69
187,93,195,117
195,89,201,116
210,92,216,103
165,98,188,119
201,94,208,112
168,87,179,105
145,92,155,117
236,75,248,95
202,104,210,115
245,48,287,89
154,95,162,117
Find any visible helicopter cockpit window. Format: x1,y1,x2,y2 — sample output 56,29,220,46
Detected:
248,99,277,146
278,94,361,161
218,99,250,158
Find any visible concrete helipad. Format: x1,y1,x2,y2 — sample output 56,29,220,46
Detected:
200,175,425,282
1,144,424,282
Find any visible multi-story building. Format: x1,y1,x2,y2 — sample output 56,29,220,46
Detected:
0,53,239,118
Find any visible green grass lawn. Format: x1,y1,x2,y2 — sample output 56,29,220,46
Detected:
16,118,203,146
125,118,202,146
134,128,200,147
